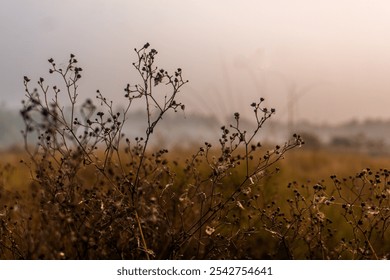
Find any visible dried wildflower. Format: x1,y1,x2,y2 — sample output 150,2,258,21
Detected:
205,226,215,236
236,201,245,210
241,186,252,195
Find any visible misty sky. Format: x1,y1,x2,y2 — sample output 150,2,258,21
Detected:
2,0,390,125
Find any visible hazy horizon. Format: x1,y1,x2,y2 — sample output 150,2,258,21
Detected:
2,1,390,125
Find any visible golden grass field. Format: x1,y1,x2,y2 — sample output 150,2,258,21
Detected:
1,143,390,259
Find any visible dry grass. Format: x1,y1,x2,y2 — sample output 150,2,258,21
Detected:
273,148,390,183
1,145,390,259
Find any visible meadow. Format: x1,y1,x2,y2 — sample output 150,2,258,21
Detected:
1,44,389,259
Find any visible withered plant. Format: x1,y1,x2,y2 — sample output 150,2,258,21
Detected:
1,43,305,259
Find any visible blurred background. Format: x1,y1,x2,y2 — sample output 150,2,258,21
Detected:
2,0,390,151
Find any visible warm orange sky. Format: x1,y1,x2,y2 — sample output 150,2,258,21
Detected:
2,0,390,124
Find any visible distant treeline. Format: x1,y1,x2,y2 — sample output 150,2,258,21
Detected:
1,105,390,151
0,106,23,149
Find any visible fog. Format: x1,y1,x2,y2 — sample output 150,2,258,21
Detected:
2,0,390,125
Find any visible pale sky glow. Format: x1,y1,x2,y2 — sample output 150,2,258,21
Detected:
2,0,390,124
